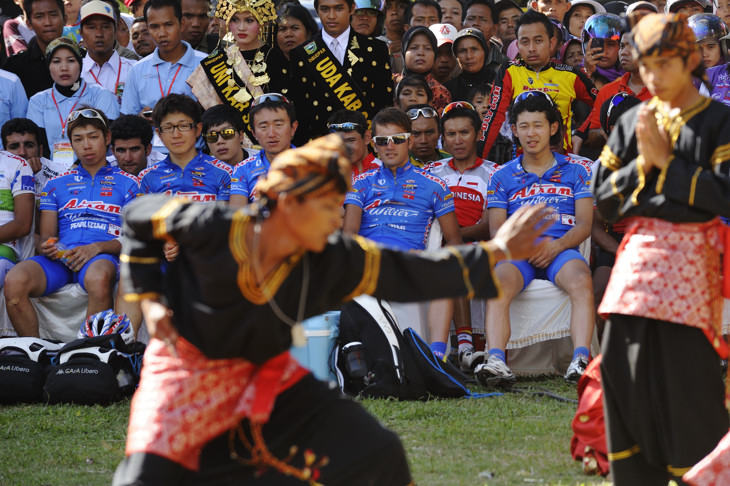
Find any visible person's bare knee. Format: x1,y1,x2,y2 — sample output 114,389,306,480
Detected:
4,261,45,301
84,261,117,300
556,261,593,299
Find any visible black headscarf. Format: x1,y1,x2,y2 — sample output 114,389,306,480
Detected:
401,26,438,76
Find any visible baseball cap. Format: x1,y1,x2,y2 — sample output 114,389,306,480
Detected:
429,23,458,46
80,0,116,25
626,1,659,14
570,0,606,15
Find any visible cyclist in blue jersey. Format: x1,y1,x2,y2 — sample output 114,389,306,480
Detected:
4,107,141,337
476,91,595,388
343,107,463,360
229,93,298,208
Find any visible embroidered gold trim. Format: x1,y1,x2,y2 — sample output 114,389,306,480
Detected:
655,156,674,194
630,155,646,206
151,198,185,242
610,171,625,214
123,291,162,302
119,254,162,264
342,235,381,302
710,142,730,168
689,166,703,206
599,145,621,171
478,242,502,300
667,465,692,476
608,444,641,461
446,247,474,300
229,212,303,305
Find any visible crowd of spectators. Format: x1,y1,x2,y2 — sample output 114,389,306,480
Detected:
0,0,727,387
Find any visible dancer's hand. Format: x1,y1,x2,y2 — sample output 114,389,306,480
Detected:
637,105,670,171
490,203,555,262
141,298,179,357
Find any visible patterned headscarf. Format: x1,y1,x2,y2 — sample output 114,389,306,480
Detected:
629,12,697,59
45,37,84,67
254,134,352,202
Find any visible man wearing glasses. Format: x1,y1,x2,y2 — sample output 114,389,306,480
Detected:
229,94,298,208
4,107,141,337
343,107,463,360
138,94,232,261
326,109,378,176
201,105,254,169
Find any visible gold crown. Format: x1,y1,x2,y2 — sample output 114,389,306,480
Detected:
213,0,277,24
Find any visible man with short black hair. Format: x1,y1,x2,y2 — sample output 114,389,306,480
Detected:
201,104,250,168
121,0,206,117
181,0,218,53
2,0,65,97
229,94,297,207
327,109,377,176
130,16,154,57
404,0,441,29
289,0,393,141
406,103,449,167
109,114,156,176
80,0,136,104
463,0,497,38
494,0,521,54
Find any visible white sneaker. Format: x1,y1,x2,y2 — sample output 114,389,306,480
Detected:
475,355,516,388
564,355,589,384
458,347,486,371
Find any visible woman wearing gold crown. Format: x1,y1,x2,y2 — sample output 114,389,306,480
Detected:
187,0,292,149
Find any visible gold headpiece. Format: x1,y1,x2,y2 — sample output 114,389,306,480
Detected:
213,0,277,25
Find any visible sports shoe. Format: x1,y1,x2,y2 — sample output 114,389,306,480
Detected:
458,347,486,372
475,355,516,388
564,354,589,384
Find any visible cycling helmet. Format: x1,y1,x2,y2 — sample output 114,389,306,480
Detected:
581,13,623,54
79,309,134,344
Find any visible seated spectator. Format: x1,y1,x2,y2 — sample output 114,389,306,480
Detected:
2,0,65,98
466,83,490,120
394,73,434,109
0,69,28,149
463,0,497,39
26,37,120,164
404,0,441,30
343,107,463,359
406,103,450,166
446,27,504,103
426,103,497,370
121,0,206,117
494,0,521,55
397,26,452,112
351,0,384,36
4,107,140,337
79,0,136,104
530,0,570,23
439,0,462,30
276,3,318,60
109,114,157,176
130,17,155,58
0,149,34,287
180,0,218,54
201,104,252,168
229,93,297,207
379,0,408,74
477,91,594,388
429,23,458,86
560,37,583,67
1,118,72,203
688,13,728,68
327,109,378,176
666,0,707,15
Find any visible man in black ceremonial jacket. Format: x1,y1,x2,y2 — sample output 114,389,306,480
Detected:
289,0,394,144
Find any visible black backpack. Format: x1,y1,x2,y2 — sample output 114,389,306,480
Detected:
0,337,63,403
44,334,145,405
335,296,475,400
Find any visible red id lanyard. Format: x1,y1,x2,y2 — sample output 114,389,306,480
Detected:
89,56,122,95
157,64,183,97
52,81,88,137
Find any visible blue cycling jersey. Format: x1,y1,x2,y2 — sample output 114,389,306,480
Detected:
230,151,270,202
39,163,141,249
345,161,454,251
488,152,592,239
138,152,232,201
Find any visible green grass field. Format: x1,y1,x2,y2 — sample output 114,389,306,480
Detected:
0,376,611,486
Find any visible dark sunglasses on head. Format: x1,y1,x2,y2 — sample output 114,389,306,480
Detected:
251,92,292,106
406,106,438,120
328,122,361,132
373,133,410,146
203,128,238,143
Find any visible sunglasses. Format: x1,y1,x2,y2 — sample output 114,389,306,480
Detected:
442,101,475,115
251,92,292,106
328,122,362,132
514,90,555,106
373,133,410,146
203,128,238,143
406,106,438,120
67,108,107,127
606,92,630,121
354,8,378,16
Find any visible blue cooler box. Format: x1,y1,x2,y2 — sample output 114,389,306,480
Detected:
290,311,340,381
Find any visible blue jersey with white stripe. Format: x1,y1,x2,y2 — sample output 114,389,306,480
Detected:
230,151,271,202
345,161,454,251
487,152,592,238
138,152,232,201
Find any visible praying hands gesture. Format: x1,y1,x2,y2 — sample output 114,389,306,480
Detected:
636,104,671,171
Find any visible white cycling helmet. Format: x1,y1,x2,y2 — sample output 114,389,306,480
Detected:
79,309,134,344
